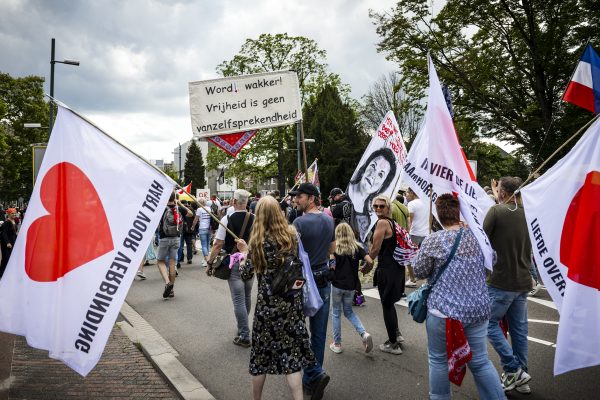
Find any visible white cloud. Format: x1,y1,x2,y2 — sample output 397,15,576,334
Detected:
0,0,398,162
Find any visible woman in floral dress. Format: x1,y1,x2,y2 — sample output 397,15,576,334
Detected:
236,196,315,400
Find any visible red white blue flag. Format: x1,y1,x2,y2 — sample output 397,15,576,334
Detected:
563,44,600,113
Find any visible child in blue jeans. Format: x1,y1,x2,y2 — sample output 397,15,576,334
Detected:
329,223,374,354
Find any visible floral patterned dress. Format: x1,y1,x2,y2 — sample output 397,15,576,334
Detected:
240,237,315,376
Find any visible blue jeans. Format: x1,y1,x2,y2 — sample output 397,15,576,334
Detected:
331,285,366,344
177,232,193,263
198,229,210,257
426,314,506,400
227,263,254,341
487,287,528,373
303,283,331,386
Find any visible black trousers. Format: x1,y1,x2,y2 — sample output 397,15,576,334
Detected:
376,262,406,344
177,233,194,262
0,242,12,278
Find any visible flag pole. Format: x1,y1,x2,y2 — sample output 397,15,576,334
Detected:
299,120,309,178
47,96,241,240
515,112,600,198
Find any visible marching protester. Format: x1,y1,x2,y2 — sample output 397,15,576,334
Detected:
177,200,196,267
329,187,353,227
290,182,335,400
368,195,405,355
406,187,429,288
235,196,315,400
484,177,533,394
287,194,302,224
206,189,255,347
329,222,373,354
156,192,194,299
391,190,409,229
0,207,18,278
192,197,212,267
412,193,506,400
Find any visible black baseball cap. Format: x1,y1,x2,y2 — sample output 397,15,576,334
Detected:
329,188,344,198
289,182,320,197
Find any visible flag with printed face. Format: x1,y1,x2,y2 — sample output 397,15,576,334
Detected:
347,111,408,242
400,56,495,269
0,104,174,376
521,116,600,375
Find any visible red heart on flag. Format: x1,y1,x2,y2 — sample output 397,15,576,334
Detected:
25,162,114,282
560,171,600,290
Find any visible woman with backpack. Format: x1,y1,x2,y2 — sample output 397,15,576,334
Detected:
368,195,406,355
329,222,374,354
235,196,315,400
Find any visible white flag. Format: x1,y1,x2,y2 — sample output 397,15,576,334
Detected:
0,105,174,376
347,111,408,241
521,117,600,375
400,56,495,269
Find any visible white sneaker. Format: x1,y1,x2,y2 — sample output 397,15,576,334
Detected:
516,383,531,394
397,331,405,343
501,368,531,391
361,332,373,353
379,340,402,355
329,342,343,354
201,260,207,267
528,282,541,297
405,279,417,288
136,271,146,280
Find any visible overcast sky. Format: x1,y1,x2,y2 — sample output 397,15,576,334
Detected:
0,0,400,162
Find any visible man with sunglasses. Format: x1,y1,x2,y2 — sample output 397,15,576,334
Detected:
290,183,335,400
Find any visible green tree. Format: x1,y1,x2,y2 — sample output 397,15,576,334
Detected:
183,140,206,193
162,164,180,185
208,33,348,194
372,0,599,169
0,73,49,200
302,84,370,200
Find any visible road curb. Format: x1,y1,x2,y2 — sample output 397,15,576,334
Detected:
118,302,215,400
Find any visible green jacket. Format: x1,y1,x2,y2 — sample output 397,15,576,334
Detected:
391,200,409,229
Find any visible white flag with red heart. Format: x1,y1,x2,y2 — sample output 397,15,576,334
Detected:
0,104,174,376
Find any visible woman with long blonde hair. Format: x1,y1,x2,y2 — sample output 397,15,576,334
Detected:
328,223,374,355
236,196,315,400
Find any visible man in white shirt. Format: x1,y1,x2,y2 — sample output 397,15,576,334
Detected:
406,188,430,287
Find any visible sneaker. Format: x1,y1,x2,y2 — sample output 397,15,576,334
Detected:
169,290,174,298
233,336,251,348
405,279,417,288
396,330,405,343
176,262,181,268
379,340,403,355
329,342,343,354
501,368,531,391
310,373,330,400
516,383,532,394
136,271,146,280
528,282,542,297
361,332,373,353
201,260,207,267
162,283,173,299
187,260,192,264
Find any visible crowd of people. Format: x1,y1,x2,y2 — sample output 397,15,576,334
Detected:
1,175,541,399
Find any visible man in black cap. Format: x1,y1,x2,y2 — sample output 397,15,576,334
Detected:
290,183,335,400
329,188,353,228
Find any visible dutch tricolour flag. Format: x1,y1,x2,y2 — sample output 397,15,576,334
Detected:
563,44,600,113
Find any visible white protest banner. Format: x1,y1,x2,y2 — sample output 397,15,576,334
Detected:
400,56,495,269
0,104,174,376
521,117,600,375
347,111,407,241
189,71,302,137
196,188,210,200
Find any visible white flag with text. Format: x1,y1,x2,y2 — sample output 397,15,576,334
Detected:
0,105,174,376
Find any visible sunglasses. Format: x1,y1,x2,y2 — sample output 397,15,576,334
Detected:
373,204,387,209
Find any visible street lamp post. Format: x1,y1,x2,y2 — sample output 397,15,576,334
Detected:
49,38,80,135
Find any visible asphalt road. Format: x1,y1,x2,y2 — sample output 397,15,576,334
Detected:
126,255,600,400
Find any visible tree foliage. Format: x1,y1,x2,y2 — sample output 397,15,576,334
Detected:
0,73,49,200
183,140,206,193
361,72,423,145
372,0,599,168
208,33,349,193
302,85,370,200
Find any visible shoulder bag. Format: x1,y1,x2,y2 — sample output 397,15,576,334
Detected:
212,212,251,280
407,228,463,323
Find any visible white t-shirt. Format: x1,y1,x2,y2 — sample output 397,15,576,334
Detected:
195,207,211,230
407,198,429,237
215,210,246,241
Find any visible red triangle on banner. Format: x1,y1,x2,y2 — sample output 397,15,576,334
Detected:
207,130,258,157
